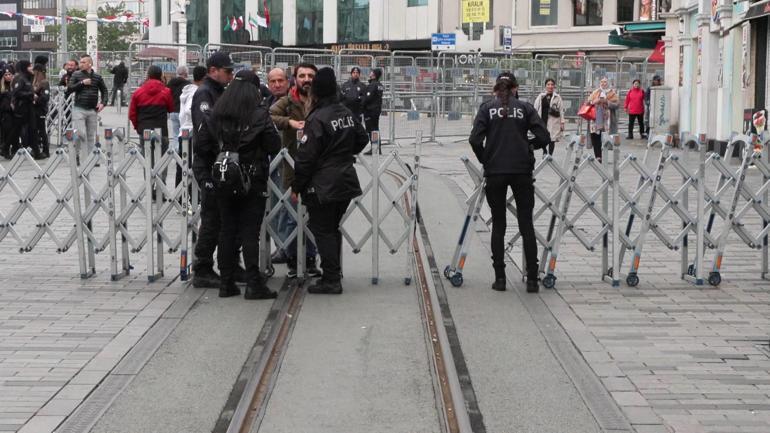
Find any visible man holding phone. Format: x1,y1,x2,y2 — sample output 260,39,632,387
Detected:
66,54,108,163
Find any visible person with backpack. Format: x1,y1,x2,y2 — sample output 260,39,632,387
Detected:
209,69,281,299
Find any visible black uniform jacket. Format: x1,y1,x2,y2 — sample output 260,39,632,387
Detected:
363,79,384,118
210,106,282,191
191,76,225,185
469,97,551,175
340,78,364,117
293,99,369,204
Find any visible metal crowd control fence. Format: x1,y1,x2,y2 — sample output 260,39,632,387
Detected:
444,132,770,289
46,88,74,147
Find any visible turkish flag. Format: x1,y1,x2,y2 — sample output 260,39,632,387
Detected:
647,40,665,63
264,0,270,26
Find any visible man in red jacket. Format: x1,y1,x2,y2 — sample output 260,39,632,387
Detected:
129,65,174,156
129,65,175,195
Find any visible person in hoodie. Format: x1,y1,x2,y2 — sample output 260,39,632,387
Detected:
469,72,550,293
624,79,646,140
128,65,174,157
175,65,206,187
10,60,36,158
209,69,281,300
293,67,369,295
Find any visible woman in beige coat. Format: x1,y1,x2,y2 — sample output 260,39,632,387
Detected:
533,78,565,157
586,77,619,162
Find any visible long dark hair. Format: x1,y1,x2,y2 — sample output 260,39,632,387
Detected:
493,72,518,118
211,71,261,130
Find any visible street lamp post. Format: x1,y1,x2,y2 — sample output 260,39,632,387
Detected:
173,1,189,68
86,0,98,66
59,0,68,53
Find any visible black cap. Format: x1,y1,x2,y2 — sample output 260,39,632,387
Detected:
652,74,662,81
312,67,338,98
34,55,48,66
234,69,260,88
206,51,233,69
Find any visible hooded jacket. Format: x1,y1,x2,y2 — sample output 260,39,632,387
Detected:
292,98,369,203
129,78,174,132
178,82,198,133
469,96,550,175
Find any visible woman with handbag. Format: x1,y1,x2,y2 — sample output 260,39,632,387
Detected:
586,77,619,162
210,69,282,299
533,78,565,157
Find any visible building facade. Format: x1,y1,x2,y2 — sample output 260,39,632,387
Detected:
0,1,19,50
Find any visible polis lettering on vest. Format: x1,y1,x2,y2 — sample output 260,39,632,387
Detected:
489,107,524,119
331,116,355,131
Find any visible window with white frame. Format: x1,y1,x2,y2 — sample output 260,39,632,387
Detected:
0,36,17,47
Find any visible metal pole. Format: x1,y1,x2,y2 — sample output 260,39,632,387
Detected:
611,135,621,286
154,128,164,276
695,133,706,285
144,129,156,281
60,0,68,53
86,0,98,67
66,130,89,278
105,128,119,279
372,131,381,284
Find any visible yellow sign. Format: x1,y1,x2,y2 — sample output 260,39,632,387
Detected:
462,0,489,23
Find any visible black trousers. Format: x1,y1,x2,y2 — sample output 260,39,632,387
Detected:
628,114,644,138
306,196,350,282
111,84,125,106
217,187,266,284
589,132,604,160
193,184,220,273
365,115,380,135
485,174,538,279
542,141,555,156
34,112,49,156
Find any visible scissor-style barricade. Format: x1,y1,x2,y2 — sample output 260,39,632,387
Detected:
701,133,770,285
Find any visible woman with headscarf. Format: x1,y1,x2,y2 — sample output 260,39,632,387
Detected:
586,77,619,162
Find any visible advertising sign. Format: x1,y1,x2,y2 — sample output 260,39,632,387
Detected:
462,0,489,23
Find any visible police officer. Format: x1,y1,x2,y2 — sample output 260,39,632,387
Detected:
340,66,364,122
363,68,384,155
293,67,369,294
469,72,550,293
191,51,234,289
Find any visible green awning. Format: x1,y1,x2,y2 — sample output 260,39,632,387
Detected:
624,21,666,32
608,29,660,49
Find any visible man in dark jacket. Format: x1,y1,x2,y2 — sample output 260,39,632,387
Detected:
362,68,384,155
166,65,190,142
293,67,369,294
340,66,365,122
10,60,35,157
190,51,234,288
110,61,128,106
66,55,108,163
469,72,550,293
58,59,77,87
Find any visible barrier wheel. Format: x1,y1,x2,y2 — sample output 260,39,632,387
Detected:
606,267,613,278
708,272,721,286
450,273,464,287
542,275,556,289
265,265,275,278
443,265,452,279
687,264,695,276
626,273,640,287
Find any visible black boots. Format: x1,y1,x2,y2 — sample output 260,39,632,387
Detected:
492,264,506,291
526,277,540,293
193,267,221,288
244,277,278,300
307,279,342,295
219,279,241,298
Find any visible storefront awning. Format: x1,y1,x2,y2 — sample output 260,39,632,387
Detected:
608,29,660,49
623,21,666,33
745,0,770,21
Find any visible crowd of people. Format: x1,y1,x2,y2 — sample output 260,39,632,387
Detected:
0,56,52,160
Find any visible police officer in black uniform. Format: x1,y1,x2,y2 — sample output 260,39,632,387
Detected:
469,72,550,293
340,66,364,122
191,52,234,288
362,68,384,155
293,67,369,294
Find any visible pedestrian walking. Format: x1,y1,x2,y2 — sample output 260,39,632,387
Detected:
166,65,190,141
469,72,551,293
586,77,619,162
625,79,646,140
270,63,321,278
210,69,281,299
128,65,174,174
32,63,50,159
0,65,15,159
362,68,384,155
110,61,128,106
11,60,36,158
532,78,565,157
191,52,235,288
66,55,108,163
293,67,369,294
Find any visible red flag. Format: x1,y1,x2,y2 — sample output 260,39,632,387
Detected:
647,40,665,63
264,0,270,26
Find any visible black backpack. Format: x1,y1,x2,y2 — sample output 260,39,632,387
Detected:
212,137,250,197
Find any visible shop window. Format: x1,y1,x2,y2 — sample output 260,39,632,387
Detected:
575,0,602,26
338,0,368,43
297,0,322,45
531,0,557,26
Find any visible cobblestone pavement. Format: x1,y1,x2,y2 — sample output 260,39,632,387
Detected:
1,106,768,433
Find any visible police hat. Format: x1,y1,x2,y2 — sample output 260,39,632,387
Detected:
206,51,234,70
234,69,260,88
